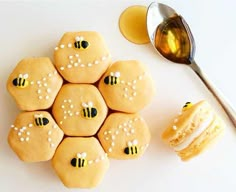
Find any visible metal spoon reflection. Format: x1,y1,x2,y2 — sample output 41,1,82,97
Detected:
147,2,236,127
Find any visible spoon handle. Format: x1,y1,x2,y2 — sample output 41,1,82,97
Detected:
190,61,236,127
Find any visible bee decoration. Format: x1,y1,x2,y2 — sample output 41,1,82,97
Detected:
81,101,97,119
104,71,120,85
74,36,90,50
182,102,193,112
124,139,139,155
12,74,29,88
34,114,49,127
71,152,88,168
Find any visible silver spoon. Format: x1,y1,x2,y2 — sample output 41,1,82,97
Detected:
147,2,236,127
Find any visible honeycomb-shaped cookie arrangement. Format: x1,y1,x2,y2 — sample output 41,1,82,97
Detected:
7,31,154,188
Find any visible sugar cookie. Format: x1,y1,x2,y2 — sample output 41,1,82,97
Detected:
98,113,151,159
52,137,109,188
7,57,63,111
52,84,108,136
98,60,155,113
162,100,225,161
54,31,111,83
8,111,64,162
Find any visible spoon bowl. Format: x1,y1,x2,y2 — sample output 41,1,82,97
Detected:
146,2,236,127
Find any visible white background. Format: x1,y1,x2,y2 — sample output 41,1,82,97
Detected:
1,0,236,191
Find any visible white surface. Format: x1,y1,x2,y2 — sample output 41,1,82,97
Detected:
1,0,236,191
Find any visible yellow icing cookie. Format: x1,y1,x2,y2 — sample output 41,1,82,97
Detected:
8,111,64,162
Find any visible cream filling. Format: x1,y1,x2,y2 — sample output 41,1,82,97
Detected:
173,113,214,152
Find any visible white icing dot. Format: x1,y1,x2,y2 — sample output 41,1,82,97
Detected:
129,97,133,100
60,67,65,71
20,137,24,142
37,89,41,94
104,131,108,135
47,88,51,93
68,43,72,48
115,130,119,135
69,55,73,59
48,138,52,142
111,135,115,140
123,123,127,126
81,64,85,67
39,95,43,100
108,131,112,134
174,119,178,123
60,44,65,48
128,120,133,124
14,127,18,131
133,80,137,84
45,95,49,100
18,132,22,136
53,125,57,129
108,148,112,152
26,137,29,142
39,84,42,87
124,94,128,98
70,60,74,64
138,76,143,80
11,125,14,128
48,131,52,135
43,83,47,87
26,132,30,135
70,105,74,108
30,81,34,85
64,111,67,114
111,142,115,146
48,73,52,77
121,80,125,84
43,77,47,81
101,156,105,160
50,143,55,148
133,92,137,96
54,70,57,74
88,63,92,67
132,86,136,90
102,56,106,61
134,118,139,121
131,129,135,133
37,81,41,85
94,60,99,64
75,54,79,57
69,113,73,117
95,159,99,163
29,124,33,127
88,160,93,164
64,116,67,119
67,64,72,68
75,112,79,115
74,63,78,67
123,128,127,132
55,47,58,50
63,99,67,103
124,88,128,91
59,121,63,125
127,82,131,86
105,137,109,140
68,99,72,103
118,125,122,129
61,105,65,109
172,126,177,130
78,59,81,63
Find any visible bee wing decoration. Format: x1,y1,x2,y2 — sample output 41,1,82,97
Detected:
82,102,88,108
77,153,82,158
80,36,84,41
88,101,93,107
75,36,81,42
114,72,120,77
23,74,29,79
133,139,138,145
19,74,23,78
128,141,133,147
81,152,87,158
110,72,114,76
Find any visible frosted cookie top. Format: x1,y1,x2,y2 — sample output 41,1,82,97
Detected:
98,60,155,113
7,57,63,111
8,111,64,162
54,31,111,83
52,137,109,188
98,113,151,159
52,84,108,136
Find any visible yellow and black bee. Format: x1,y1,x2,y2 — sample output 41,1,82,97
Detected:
34,114,49,127
104,71,120,85
12,73,29,88
74,36,89,49
182,102,193,111
81,102,97,119
71,152,87,168
124,139,139,155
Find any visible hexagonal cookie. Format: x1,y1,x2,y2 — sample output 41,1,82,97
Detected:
54,31,111,83
7,57,63,111
52,137,109,188
8,111,64,162
52,84,108,136
98,60,155,113
97,113,151,159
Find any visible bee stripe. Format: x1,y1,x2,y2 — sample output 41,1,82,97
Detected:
22,79,25,86
83,109,86,117
135,146,138,154
79,158,81,167
82,159,85,167
131,147,134,154
114,77,117,84
87,108,90,118
111,76,114,85
19,78,22,86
